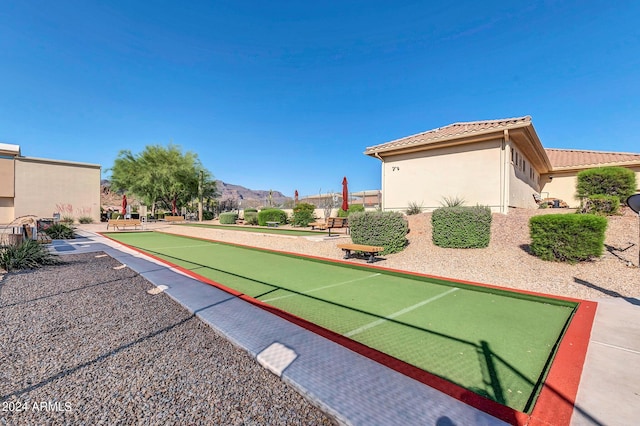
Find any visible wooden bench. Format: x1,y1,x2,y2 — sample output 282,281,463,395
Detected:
320,217,348,236
337,243,384,263
107,219,142,230
266,221,280,227
310,217,349,235
309,220,327,230
164,215,185,223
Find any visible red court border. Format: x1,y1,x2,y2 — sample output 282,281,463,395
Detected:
101,231,597,425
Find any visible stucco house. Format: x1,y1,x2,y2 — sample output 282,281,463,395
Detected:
365,116,640,213
0,143,101,224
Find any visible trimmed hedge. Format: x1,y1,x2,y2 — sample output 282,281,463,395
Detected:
219,212,238,224
244,211,258,225
258,209,287,226
576,166,636,203
292,203,316,227
432,206,492,248
349,211,408,255
529,214,607,263
580,195,620,216
244,208,258,213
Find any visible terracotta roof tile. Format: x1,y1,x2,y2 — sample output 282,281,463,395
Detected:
546,148,640,169
365,116,532,154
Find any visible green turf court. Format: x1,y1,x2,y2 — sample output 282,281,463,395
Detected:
176,223,326,236
106,231,577,413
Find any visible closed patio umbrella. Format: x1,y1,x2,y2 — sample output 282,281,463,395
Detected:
341,177,349,211
121,194,127,215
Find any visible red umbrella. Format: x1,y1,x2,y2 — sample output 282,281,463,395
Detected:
341,177,349,211
294,190,299,204
121,194,127,215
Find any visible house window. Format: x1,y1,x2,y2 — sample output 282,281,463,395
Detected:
522,159,526,173
511,148,514,163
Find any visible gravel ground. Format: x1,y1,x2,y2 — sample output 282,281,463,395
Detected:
154,207,640,302
0,253,335,426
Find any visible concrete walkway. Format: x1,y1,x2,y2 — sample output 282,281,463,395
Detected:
570,298,640,426
52,231,639,425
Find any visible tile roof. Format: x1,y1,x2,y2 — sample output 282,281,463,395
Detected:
546,148,640,169
365,116,532,154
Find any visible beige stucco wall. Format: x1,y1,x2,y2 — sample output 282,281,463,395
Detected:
506,143,542,209
0,158,15,197
541,166,640,208
14,158,101,223
0,198,14,224
380,140,505,212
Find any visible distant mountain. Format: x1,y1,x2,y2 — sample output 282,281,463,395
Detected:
216,180,290,206
100,179,290,208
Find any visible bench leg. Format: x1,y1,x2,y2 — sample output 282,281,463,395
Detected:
342,249,352,260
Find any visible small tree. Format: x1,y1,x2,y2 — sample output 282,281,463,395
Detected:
576,167,636,204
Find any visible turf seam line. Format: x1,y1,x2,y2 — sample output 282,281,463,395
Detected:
344,287,459,337
591,340,640,354
261,273,381,302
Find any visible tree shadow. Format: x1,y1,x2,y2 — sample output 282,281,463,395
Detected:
573,277,640,306
604,243,637,267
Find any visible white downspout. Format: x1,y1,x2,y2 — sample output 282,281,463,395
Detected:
501,130,509,214
374,152,384,211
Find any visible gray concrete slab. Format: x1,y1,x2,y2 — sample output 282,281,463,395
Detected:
571,298,640,426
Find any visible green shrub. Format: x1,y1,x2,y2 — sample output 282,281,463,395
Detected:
529,214,607,263
292,203,316,227
44,224,75,239
580,195,620,216
244,208,258,213
219,212,238,224
338,204,366,217
0,240,61,272
202,211,214,220
111,212,122,219
349,211,408,255
406,201,423,215
349,204,365,214
432,206,492,248
61,216,74,224
576,166,636,203
244,211,258,225
258,209,287,226
78,216,94,224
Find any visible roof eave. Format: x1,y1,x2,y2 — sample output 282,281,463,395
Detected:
365,120,534,158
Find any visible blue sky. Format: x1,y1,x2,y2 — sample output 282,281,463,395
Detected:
1,1,639,198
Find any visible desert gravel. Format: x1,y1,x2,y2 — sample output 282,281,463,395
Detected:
0,253,335,425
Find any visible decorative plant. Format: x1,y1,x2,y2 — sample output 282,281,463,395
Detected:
440,196,466,207
0,240,60,272
406,201,423,215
